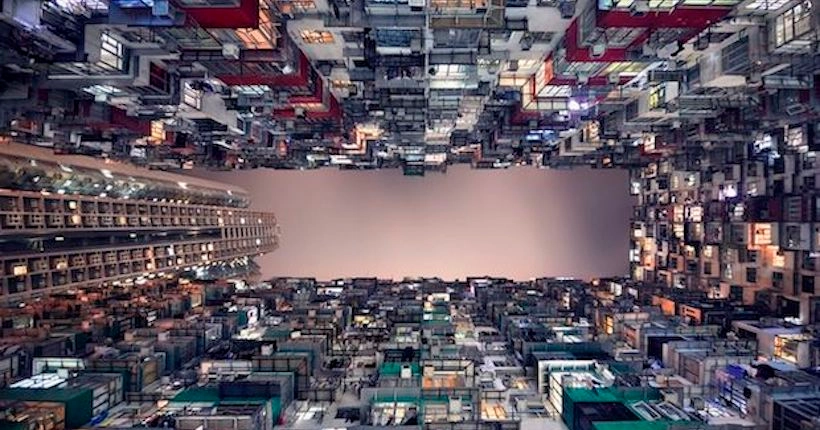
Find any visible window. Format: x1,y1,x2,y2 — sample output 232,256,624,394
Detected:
100,32,125,70
745,0,788,10
183,82,202,109
277,0,316,13
300,30,334,44
804,175,816,190
648,85,665,110
801,275,815,294
149,63,169,92
774,1,813,47
786,225,802,247
753,224,772,245
236,7,277,49
746,268,757,283
434,64,467,77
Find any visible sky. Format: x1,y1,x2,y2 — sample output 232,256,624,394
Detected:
201,165,633,281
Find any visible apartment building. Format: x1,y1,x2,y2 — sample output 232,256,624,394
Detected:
0,142,280,301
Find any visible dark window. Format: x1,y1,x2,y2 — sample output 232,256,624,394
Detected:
730,286,743,301
802,275,815,294
804,175,816,190
746,268,757,283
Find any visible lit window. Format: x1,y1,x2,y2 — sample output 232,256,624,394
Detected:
433,64,466,77
648,85,665,109
100,32,125,70
745,0,788,11
233,85,271,96
300,30,334,44
83,85,124,96
150,121,165,142
774,0,812,47
539,85,571,97
498,75,530,87
276,0,316,13
235,7,277,49
183,82,202,109
431,0,486,8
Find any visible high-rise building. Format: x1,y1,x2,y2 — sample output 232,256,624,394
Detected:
0,143,280,302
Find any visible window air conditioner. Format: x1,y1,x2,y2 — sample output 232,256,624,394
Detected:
590,42,606,58
152,0,171,17
222,44,240,60
558,0,576,18
608,73,620,85
630,0,649,16
576,71,589,85
746,71,761,86
409,0,425,8
785,103,808,116
695,36,709,51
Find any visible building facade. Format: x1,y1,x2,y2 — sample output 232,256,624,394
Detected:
0,143,280,302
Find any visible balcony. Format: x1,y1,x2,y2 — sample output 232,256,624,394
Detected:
429,0,505,28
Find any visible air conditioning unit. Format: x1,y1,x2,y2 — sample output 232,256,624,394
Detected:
409,0,424,8
642,44,657,57
222,44,240,60
695,36,709,51
785,103,808,116
294,107,306,117
656,41,678,59
152,0,171,17
630,0,649,16
558,0,576,18
608,73,620,84
746,71,762,86
590,42,606,58
251,106,268,115
576,71,589,85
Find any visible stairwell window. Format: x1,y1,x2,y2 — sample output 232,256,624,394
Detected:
100,32,125,71
300,30,334,44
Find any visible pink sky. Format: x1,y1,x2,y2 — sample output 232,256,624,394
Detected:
201,165,633,281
